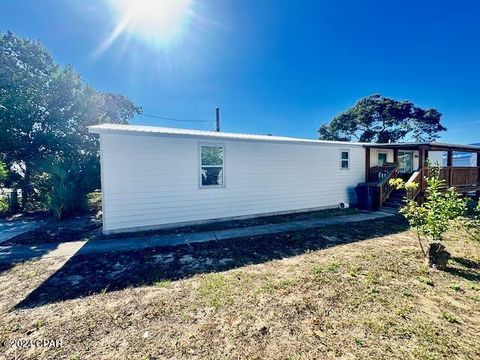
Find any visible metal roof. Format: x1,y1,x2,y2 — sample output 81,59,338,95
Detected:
88,124,480,151
88,124,367,146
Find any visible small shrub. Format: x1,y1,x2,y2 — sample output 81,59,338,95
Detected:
390,163,469,269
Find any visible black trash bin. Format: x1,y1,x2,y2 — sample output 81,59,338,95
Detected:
355,183,379,211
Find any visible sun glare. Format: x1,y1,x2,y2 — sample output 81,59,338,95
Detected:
102,0,194,51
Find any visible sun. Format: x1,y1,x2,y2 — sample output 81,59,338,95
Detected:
103,0,194,50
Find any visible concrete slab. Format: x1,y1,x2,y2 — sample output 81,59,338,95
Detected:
148,231,216,247
42,241,86,258
183,231,217,244
78,238,149,255
148,234,189,248
267,222,306,234
214,225,272,240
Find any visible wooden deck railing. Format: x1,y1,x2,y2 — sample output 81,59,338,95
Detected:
368,163,399,183
405,168,423,200
359,165,479,210
424,166,480,192
375,163,400,208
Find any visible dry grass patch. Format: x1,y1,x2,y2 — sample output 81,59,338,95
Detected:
0,217,479,359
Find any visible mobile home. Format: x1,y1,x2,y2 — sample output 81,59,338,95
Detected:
89,124,480,234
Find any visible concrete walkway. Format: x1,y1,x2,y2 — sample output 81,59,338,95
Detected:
0,211,394,264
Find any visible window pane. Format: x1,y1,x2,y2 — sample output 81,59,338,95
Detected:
341,151,349,160
201,167,224,186
341,160,349,169
201,146,223,166
378,153,387,165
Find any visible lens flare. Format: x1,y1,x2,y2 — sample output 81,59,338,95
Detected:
100,0,194,52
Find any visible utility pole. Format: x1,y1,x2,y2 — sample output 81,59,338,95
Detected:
215,107,220,132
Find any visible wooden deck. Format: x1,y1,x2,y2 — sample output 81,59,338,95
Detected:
358,164,480,210
362,142,480,208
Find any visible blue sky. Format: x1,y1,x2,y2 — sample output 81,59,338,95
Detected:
2,0,480,143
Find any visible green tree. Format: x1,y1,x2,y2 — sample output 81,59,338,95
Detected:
0,31,141,214
318,94,446,143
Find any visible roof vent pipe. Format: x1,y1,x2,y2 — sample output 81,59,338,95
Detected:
216,107,220,132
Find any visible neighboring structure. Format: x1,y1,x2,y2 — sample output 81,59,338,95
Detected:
89,124,480,233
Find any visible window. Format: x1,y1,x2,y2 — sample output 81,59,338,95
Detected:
378,153,388,165
340,150,350,169
200,145,225,187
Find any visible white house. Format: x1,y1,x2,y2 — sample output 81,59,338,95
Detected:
89,124,480,234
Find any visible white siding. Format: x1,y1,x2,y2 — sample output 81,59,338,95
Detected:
100,133,365,233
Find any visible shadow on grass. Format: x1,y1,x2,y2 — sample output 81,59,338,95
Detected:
451,256,480,270
15,216,409,310
445,257,480,282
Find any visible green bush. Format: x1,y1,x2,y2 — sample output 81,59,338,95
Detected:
0,196,8,214
0,161,10,214
39,157,100,219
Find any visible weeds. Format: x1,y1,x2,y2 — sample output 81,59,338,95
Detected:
155,280,172,288
417,276,434,286
441,311,459,324
198,274,234,309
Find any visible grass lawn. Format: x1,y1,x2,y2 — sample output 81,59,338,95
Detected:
1,216,479,359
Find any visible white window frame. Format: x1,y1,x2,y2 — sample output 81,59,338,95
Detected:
340,149,350,170
198,143,226,188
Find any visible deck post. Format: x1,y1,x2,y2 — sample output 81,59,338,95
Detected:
447,150,453,167
393,148,398,163
365,147,370,182
446,150,454,187
419,147,425,192
477,152,480,199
